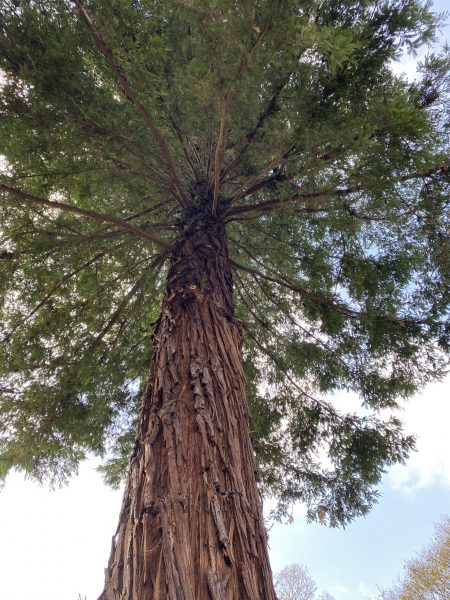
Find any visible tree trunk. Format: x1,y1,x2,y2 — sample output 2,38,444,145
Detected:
98,204,276,599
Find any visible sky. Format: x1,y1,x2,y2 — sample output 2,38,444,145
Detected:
1,2,449,599
0,378,448,600
269,378,450,599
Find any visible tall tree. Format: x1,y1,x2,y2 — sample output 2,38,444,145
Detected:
378,517,450,600
0,1,449,598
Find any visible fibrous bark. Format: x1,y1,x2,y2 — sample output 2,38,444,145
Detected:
99,203,276,599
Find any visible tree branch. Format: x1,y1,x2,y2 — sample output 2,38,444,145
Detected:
3,251,106,343
211,96,227,215
72,0,189,209
226,161,450,217
90,253,165,352
221,79,288,183
230,254,356,315
246,269,355,375
0,184,174,250
230,254,421,326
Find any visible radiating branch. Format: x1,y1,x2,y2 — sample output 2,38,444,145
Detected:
246,270,355,375
72,0,189,209
3,251,106,343
226,161,450,217
90,253,166,352
221,79,289,183
227,140,297,208
210,97,227,214
0,183,174,251
230,253,422,326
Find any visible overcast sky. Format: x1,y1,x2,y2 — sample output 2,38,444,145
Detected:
1,2,449,599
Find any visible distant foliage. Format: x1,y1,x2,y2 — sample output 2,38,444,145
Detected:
274,563,336,600
378,517,450,600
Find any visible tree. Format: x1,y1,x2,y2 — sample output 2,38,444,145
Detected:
274,562,336,600
0,0,449,598
378,517,450,600
275,563,316,600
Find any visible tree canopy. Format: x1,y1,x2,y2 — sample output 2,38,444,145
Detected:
0,0,449,527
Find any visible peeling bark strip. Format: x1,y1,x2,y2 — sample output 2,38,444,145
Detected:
99,204,276,599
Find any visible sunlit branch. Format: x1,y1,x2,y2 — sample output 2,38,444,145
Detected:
0,183,174,251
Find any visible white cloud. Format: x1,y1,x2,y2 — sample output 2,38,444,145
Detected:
327,582,351,598
387,377,450,491
358,581,379,599
390,56,421,82
308,372,450,498
328,376,450,493
0,461,123,600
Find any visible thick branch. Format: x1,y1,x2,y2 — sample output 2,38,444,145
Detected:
0,184,174,250
221,79,288,183
73,0,188,209
231,2,275,93
207,1,276,204
89,270,149,350
230,255,356,315
226,162,450,217
211,97,227,214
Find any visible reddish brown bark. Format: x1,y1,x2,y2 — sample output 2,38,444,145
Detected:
98,204,276,599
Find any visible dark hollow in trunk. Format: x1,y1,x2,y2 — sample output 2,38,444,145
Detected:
98,203,276,599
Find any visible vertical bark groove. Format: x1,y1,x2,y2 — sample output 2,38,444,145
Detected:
99,205,276,599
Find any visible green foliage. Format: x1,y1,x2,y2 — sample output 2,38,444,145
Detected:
0,0,449,526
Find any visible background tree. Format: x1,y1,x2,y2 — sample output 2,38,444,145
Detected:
0,0,449,598
274,562,336,600
377,517,450,600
